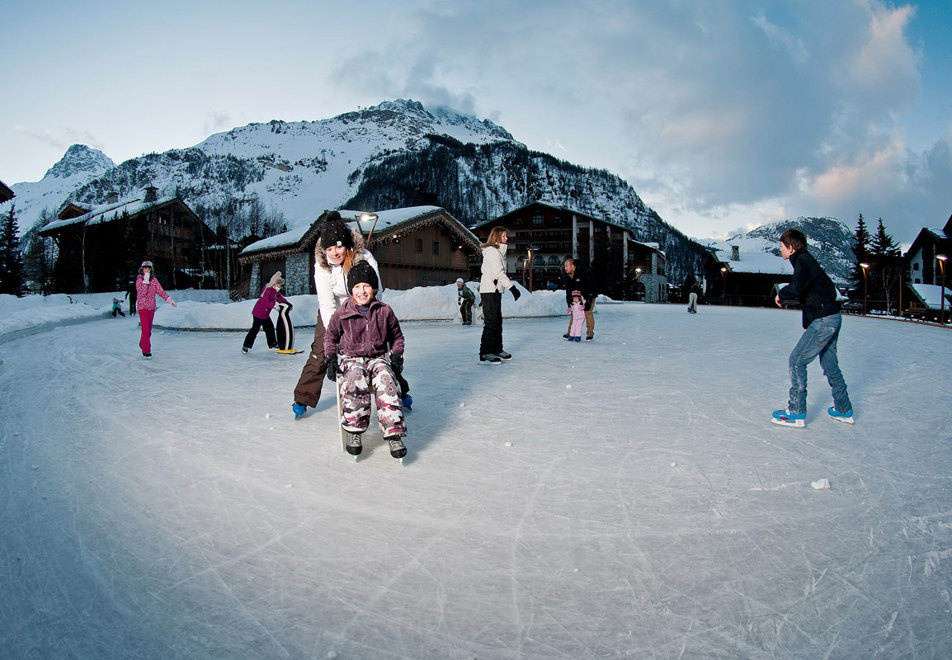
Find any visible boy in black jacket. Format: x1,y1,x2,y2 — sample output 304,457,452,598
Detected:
772,229,854,427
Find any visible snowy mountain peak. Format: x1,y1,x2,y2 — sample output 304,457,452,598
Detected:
44,144,115,180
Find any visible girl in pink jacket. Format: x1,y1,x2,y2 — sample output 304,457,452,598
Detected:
567,291,586,342
242,272,289,353
135,260,176,358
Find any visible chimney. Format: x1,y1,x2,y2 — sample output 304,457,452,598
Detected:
731,245,740,261
144,186,158,203
105,190,119,203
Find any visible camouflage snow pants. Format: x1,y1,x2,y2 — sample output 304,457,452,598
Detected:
338,356,406,438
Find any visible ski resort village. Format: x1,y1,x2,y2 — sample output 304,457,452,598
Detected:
2,99,951,658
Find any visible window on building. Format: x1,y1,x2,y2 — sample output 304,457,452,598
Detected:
432,241,440,255
533,255,545,267
533,212,544,225
913,263,920,270
415,238,423,253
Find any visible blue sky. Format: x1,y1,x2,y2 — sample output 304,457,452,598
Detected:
1,0,949,243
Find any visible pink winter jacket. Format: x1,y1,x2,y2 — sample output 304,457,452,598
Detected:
252,286,288,319
135,274,171,311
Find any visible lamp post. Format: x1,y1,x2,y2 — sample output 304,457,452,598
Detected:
527,247,534,292
860,262,870,315
720,266,728,304
356,212,379,243
938,254,948,323
635,267,642,301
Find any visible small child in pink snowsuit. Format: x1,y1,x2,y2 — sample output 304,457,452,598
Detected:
567,291,586,342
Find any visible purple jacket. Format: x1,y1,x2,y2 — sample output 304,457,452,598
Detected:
252,286,288,319
324,298,404,358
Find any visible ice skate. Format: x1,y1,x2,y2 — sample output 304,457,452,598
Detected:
771,408,805,428
827,407,854,424
345,433,363,456
387,437,407,459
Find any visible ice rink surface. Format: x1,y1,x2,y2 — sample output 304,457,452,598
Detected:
1,303,950,658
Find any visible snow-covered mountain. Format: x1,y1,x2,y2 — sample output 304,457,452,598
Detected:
5,99,839,284
6,144,114,228
705,216,855,284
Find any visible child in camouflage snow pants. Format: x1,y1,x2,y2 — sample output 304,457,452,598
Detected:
324,260,407,457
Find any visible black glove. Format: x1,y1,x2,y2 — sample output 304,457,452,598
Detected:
324,354,339,382
390,353,404,375
510,286,521,301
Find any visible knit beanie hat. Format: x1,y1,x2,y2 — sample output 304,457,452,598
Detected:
320,212,354,250
140,260,153,270
346,260,378,293
572,290,582,298
267,271,284,288
456,278,464,285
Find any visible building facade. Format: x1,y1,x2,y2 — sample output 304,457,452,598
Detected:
473,202,667,302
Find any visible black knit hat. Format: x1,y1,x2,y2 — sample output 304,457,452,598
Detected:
320,212,354,249
346,260,378,293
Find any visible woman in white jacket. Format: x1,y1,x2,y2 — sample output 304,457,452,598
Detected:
291,212,381,418
478,226,521,364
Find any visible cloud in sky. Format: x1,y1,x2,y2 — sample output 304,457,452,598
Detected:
1,0,949,242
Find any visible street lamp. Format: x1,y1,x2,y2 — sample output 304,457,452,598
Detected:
859,262,870,315
527,247,534,292
635,267,642,301
356,212,379,243
720,266,728,304
938,254,948,323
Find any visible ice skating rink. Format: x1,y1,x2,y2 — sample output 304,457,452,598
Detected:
1,303,950,658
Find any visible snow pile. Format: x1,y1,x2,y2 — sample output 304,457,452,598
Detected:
0,283,582,339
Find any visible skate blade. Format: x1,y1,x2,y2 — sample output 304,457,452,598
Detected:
830,415,855,424
771,417,805,428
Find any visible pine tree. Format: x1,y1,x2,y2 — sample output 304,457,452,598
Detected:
0,204,28,296
851,213,872,287
871,217,901,256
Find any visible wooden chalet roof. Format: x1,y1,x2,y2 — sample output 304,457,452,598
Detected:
0,179,13,203
39,193,201,237
477,200,664,255
239,206,481,264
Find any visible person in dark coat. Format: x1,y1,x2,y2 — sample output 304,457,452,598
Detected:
562,258,596,340
772,229,853,427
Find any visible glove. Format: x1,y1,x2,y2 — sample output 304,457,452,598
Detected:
390,353,404,375
325,354,339,382
510,286,521,301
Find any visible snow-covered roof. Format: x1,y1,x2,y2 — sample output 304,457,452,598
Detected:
241,205,449,255
40,194,178,233
909,282,952,309
709,239,793,275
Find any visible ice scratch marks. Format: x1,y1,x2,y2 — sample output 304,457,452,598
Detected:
748,481,804,492
923,548,952,577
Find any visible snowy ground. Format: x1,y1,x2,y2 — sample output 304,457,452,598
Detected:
1,298,950,658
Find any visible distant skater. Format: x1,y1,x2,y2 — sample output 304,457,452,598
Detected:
242,272,289,353
457,278,476,325
478,226,520,364
566,290,586,341
771,229,853,427
111,297,126,317
135,260,176,358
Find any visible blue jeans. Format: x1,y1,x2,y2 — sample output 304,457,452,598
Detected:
787,313,852,414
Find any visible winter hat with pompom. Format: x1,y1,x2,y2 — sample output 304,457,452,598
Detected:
320,212,354,250
346,260,378,293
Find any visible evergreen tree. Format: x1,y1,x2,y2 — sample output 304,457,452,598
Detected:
851,213,872,287
0,204,28,296
871,217,901,256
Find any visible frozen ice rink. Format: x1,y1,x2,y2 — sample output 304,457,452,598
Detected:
1,302,950,658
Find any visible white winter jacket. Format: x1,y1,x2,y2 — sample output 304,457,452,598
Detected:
479,243,513,294
313,230,382,326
